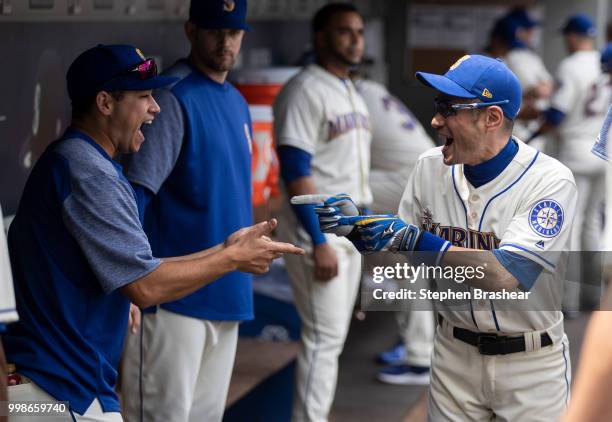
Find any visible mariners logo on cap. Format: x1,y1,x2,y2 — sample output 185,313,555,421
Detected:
223,0,235,12
135,48,146,60
449,55,471,70
529,199,564,238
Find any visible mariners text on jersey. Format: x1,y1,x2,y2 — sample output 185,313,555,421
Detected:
420,208,501,250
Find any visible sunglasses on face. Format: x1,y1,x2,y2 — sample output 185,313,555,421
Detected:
434,98,510,118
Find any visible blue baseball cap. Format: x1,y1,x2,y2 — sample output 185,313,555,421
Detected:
602,43,612,73
66,44,177,101
416,55,522,120
561,14,596,37
189,0,250,31
506,8,539,29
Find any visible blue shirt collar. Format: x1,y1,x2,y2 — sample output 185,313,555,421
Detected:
464,137,518,188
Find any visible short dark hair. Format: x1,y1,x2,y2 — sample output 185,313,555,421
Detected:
71,90,125,120
312,3,360,33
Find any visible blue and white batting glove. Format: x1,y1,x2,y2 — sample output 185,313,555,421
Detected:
337,215,422,254
291,193,359,236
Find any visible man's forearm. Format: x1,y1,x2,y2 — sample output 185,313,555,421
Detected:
121,247,237,308
163,244,224,262
442,247,519,291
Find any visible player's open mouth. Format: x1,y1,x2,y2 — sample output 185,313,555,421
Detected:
139,120,153,138
440,135,454,153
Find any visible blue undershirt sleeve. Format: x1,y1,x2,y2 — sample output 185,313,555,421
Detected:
0,323,5,332
278,145,312,183
131,183,154,225
492,249,543,291
544,107,566,126
278,146,326,246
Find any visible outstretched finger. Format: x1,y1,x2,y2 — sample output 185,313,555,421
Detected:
269,241,306,255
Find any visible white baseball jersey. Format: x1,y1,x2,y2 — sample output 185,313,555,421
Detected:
504,48,552,93
274,63,372,205
399,139,577,335
1,205,18,325
552,50,611,174
355,79,435,175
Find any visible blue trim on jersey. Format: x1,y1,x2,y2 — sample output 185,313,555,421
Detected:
0,308,16,315
499,243,556,269
562,341,569,404
452,166,477,329
478,151,540,232
464,138,518,188
278,146,312,184
451,166,470,229
492,249,543,291
489,300,501,331
544,107,566,126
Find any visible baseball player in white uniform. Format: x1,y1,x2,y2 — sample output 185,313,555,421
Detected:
354,76,436,384
297,54,577,421
1,204,18,421
273,4,371,421
534,15,611,310
487,9,554,145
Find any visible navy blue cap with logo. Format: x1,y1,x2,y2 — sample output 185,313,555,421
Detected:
189,0,250,31
66,44,178,101
561,13,596,37
415,54,522,120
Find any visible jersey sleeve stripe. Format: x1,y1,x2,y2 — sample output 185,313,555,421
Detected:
498,243,556,271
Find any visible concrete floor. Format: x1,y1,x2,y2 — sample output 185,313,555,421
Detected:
330,311,591,422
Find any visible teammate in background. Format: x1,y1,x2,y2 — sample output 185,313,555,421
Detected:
564,79,612,421
299,54,577,420
484,8,553,144
273,3,371,420
120,2,260,421
0,205,18,422
352,73,436,385
3,44,302,422
532,14,611,311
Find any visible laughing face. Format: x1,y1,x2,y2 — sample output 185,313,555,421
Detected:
431,95,487,166
109,90,160,154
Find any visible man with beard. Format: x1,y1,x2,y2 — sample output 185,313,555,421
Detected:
120,1,257,421
273,3,372,421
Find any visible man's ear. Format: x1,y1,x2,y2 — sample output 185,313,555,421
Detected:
95,91,114,116
185,21,197,45
486,106,505,132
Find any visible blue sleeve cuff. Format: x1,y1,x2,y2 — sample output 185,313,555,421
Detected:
131,183,154,225
544,107,566,126
291,204,326,246
414,231,451,266
0,323,6,332
493,249,543,291
278,146,312,184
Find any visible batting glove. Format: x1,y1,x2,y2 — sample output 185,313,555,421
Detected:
337,215,422,254
291,193,359,236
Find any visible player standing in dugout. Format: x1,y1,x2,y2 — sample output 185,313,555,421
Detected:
297,54,577,421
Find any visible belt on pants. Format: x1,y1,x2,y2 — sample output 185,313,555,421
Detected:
439,315,553,355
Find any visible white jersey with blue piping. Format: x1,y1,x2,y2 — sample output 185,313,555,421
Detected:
398,138,577,334
551,51,611,173
274,63,372,206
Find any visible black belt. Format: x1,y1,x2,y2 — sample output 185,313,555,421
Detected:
439,315,553,355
